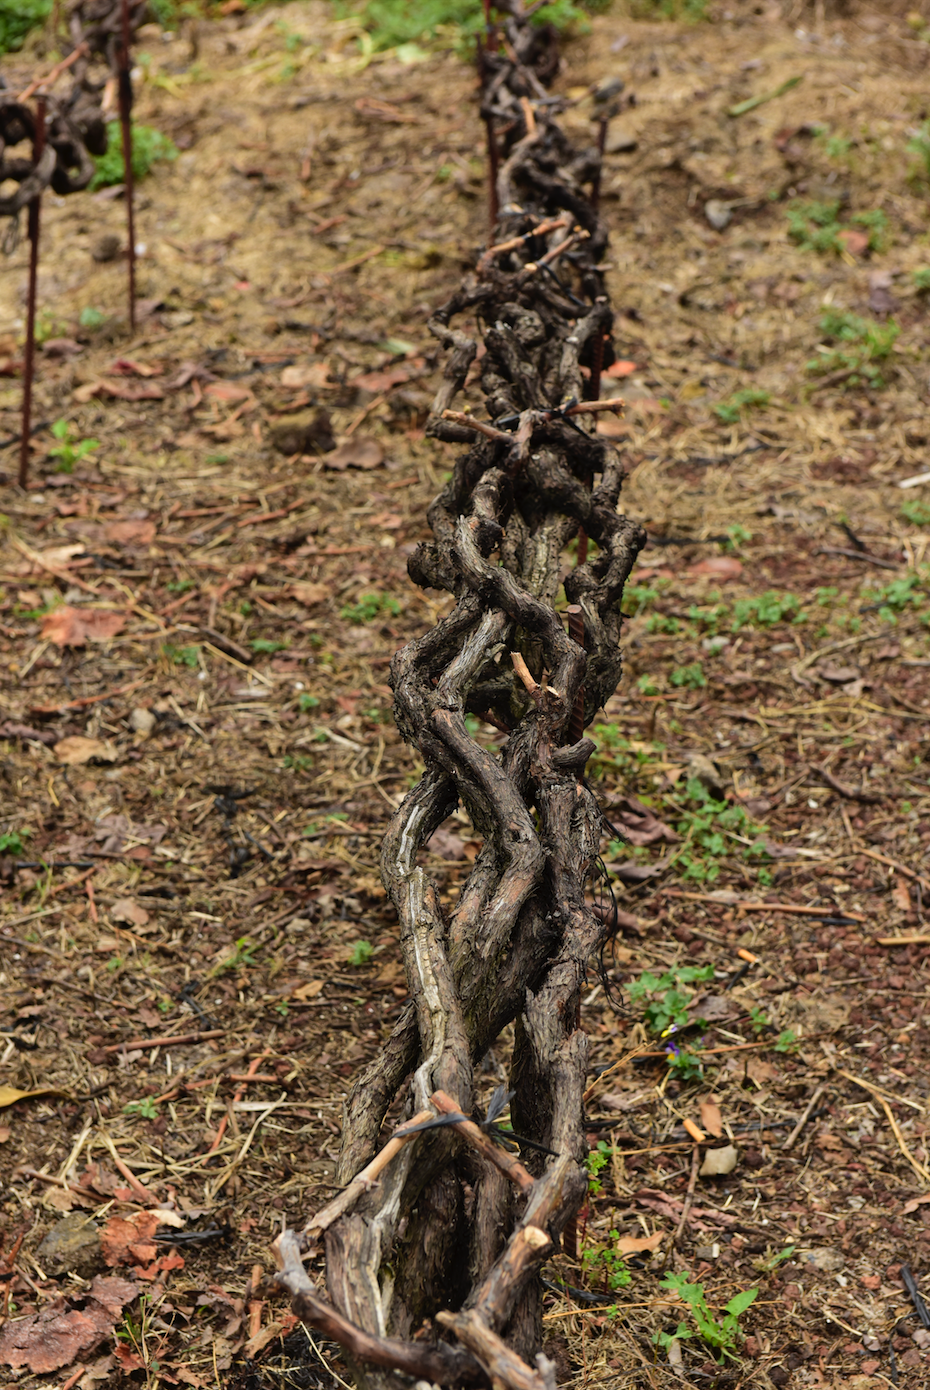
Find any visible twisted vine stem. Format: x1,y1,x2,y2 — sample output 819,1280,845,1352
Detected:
274,6,644,1385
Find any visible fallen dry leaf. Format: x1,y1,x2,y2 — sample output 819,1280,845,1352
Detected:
902,1192,930,1215
0,1276,135,1373
816,664,860,684
350,361,422,393
688,556,743,580
281,362,332,389
892,878,912,913
73,379,165,403
204,381,255,405
42,607,127,647
699,1144,739,1177
293,979,325,1000
615,1231,664,1255
109,898,151,928
291,582,329,606
699,1098,724,1138
596,415,629,438
104,519,157,546
325,436,384,471
101,1211,159,1268
54,736,119,766
34,543,86,568
609,795,680,847
110,357,163,377
604,359,638,378
0,1084,68,1108
837,227,870,257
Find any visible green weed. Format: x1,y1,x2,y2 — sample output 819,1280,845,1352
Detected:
124,1097,159,1120
731,590,804,629
0,0,51,54
913,268,930,292
901,499,930,526
626,964,714,1036
669,777,769,882
624,582,664,617
713,389,770,425
214,937,257,974
670,662,706,689
586,1139,613,1196
786,200,887,255
90,122,178,191
807,310,899,389
250,637,288,654
162,643,199,667
725,523,753,553
0,828,31,857
907,120,930,180
348,939,374,966
282,754,313,771
648,614,681,635
774,1029,799,1053
582,1233,633,1292
753,1244,797,1274
636,673,660,695
79,306,107,330
656,1272,758,1360
47,419,100,474
630,0,708,18
166,578,195,594
337,0,606,53
298,693,320,711
863,570,926,622
340,591,401,624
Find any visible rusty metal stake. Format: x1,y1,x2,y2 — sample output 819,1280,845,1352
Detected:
118,0,136,332
18,98,46,491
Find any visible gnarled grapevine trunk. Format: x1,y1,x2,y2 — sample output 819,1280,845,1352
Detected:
274,5,645,1385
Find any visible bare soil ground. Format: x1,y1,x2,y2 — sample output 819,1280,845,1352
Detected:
1,2,930,1387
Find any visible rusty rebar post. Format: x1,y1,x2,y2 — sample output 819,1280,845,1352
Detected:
18,98,46,491
118,0,136,332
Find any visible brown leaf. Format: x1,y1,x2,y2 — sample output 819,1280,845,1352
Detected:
610,796,680,847
816,664,860,684
100,1211,159,1267
604,359,638,378
104,519,157,545
54,736,119,766
291,582,329,606
325,436,384,471
74,379,165,402
699,1144,739,1177
204,381,255,405
109,357,163,377
615,1231,664,1255
0,1084,69,1108
699,1098,724,1137
281,363,332,389
0,1277,135,1373
94,814,167,855
41,606,128,646
688,556,743,580
293,979,324,1000
837,227,870,257
892,878,912,913
109,898,151,928
595,415,629,439
610,857,671,883
350,362,422,393
902,1192,930,1215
